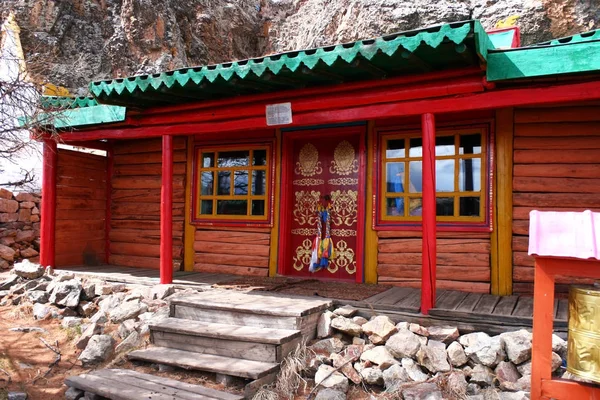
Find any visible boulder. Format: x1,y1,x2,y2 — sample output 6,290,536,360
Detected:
90,310,108,324
150,284,175,300
386,330,421,359
27,290,48,304
95,284,114,296
0,188,12,199
15,230,35,243
416,340,450,373
109,300,148,323
61,317,83,329
352,337,366,345
77,301,97,317
516,360,531,376
15,193,37,202
552,351,563,372
99,294,124,313
446,371,468,398
333,305,358,318
409,323,429,337
447,341,468,367
0,275,19,290
0,198,18,213
382,364,410,390
19,201,35,209
360,367,383,385
0,244,16,262
362,316,397,345
13,260,44,279
495,361,521,385
360,346,398,369
401,358,429,382
459,332,490,348
49,279,83,308
310,337,345,355
428,326,459,344
331,316,362,337
116,331,141,353
65,387,84,400
463,333,504,367
552,334,567,357
317,311,335,338
315,389,346,400
315,364,349,393
352,316,368,326
79,335,115,366
118,319,137,339
32,303,51,320
20,247,38,258
76,323,102,350
402,382,443,400
331,353,361,384
81,283,96,301
500,330,532,365
470,364,495,387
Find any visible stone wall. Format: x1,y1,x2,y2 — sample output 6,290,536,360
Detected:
0,188,40,269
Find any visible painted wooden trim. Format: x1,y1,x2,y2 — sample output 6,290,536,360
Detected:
160,135,174,284
183,136,195,272
364,121,378,284
491,108,514,295
105,144,113,264
41,139,57,268
421,113,437,314
269,129,282,277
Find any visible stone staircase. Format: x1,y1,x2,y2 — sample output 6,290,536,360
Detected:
65,290,332,399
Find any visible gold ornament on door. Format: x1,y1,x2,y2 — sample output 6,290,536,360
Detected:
293,190,320,225
293,238,313,271
334,240,356,274
330,140,359,175
330,190,358,226
295,143,322,177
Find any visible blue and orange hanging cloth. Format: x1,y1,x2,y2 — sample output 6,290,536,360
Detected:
309,195,335,272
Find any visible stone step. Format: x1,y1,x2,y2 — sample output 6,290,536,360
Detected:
150,317,302,362
65,368,243,400
128,347,279,380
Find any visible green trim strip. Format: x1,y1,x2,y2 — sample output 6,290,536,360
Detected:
41,96,99,109
32,105,126,128
487,40,600,81
538,29,600,46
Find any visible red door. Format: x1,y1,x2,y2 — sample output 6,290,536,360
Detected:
285,129,364,281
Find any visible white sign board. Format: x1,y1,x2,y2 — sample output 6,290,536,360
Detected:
266,102,292,126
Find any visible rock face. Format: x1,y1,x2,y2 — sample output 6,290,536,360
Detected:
0,191,41,269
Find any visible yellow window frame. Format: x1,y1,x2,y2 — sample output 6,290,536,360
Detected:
380,127,487,223
194,144,271,222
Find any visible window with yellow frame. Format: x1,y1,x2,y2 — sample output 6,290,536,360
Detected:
380,128,488,223
194,145,271,223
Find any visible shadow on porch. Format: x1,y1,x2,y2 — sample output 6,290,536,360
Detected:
62,265,568,336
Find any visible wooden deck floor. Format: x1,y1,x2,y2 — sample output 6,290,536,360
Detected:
62,265,566,335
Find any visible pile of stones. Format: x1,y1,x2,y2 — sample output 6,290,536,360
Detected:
0,189,41,270
308,305,566,400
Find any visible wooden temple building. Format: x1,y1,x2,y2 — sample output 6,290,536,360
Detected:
37,20,600,314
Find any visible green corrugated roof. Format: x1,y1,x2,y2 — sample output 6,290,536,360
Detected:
41,96,99,109
90,20,493,108
537,29,600,46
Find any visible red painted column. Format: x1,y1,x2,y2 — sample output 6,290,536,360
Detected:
40,139,57,268
105,144,113,264
421,113,437,314
160,135,174,284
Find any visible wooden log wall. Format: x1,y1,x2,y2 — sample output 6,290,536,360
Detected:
194,227,271,276
512,104,600,294
377,231,491,293
55,149,107,267
109,137,187,269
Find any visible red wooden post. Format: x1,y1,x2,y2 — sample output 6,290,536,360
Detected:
421,113,437,314
160,135,174,284
105,144,113,264
40,139,57,268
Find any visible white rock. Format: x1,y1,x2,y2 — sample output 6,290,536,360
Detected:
500,330,532,364
352,337,366,345
446,371,468,398
447,341,468,367
27,290,48,304
49,279,82,308
362,316,397,345
552,351,563,372
360,367,383,385
428,326,459,344
61,317,83,328
470,364,494,387
13,260,44,279
315,389,346,400
109,300,148,323
382,364,410,390
352,316,368,326
495,361,521,385
402,382,442,400
311,338,345,355
386,330,421,359
118,319,137,339
75,323,102,350
360,346,398,370
78,335,114,366
409,323,429,337
499,392,530,400
331,316,362,336
32,303,51,320
90,310,108,324
463,334,504,367
401,358,429,382
317,311,335,338
459,332,490,348
416,340,450,373
552,334,567,356
333,305,358,318
516,360,531,376
396,321,409,331
116,331,141,353
315,365,349,393
150,284,175,300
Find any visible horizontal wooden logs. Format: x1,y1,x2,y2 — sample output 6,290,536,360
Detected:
109,254,160,269
57,175,107,189
513,176,600,194
56,209,105,221
513,193,600,208
193,240,270,257
194,230,271,245
513,164,600,179
377,264,490,282
112,188,186,203
57,150,107,170
56,239,105,256
113,137,186,155
57,165,107,180
194,253,269,268
514,107,600,123
109,229,183,245
55,219,105,232
376,231,491,239
56,185,106,200
513,266,595,285
514,136,600,150
513,206,600,221
195,226,272,234
113,150,186,165
377,277,490,293
193,263,268,277
111,202,185,218
514,149,600,164
378,238,490,253
378,252,489,267
513,251,533,267
112,175,185,190
111,220,184,231
515,122,600,137
512,236,529,252
113,163,186,176
512,221,529,236
110,242,182,258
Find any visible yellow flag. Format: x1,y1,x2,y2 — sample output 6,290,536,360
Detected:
496,15,520,28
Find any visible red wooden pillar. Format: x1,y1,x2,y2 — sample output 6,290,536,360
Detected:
40,139,57,268
105,144,113,264
160,135,174,284
421,113,437,314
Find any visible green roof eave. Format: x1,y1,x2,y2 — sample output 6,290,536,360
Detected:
24,104,126,129
487,39,600,81
40,96,99,109
89,20,494,108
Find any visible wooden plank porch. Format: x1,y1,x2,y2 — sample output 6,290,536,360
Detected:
62,265,568,336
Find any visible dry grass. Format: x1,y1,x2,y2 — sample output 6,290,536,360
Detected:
6,304,32,320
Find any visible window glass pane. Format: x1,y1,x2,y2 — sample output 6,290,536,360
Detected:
216,200,247,215
252,170,266,195
202,153,214,168
409,161,422,193
459,134,482,155
253,149,267,166
460,197,480,217
386,197,404,216
436,197,454,216
251,200,265,216
201,172,213,195
234,170,248,195
459,158,481,192
409,138,423,157
200,200,213,215
217,171,230,195
217,151,249,167
386,139,405,159
435,159,455,192
386,162,405,193
436,136,455,156
409,198,422,216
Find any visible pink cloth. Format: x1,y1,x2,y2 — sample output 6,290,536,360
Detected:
528,210,600,260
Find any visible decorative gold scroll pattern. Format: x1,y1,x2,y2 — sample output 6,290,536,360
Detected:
330,140,359,175
291,228,318,236
293,190,320,225
331,229,357,237
293,238,313,271
293,178,325,186
327,177,359,186
334,240,356,274
295,143,322,177
330,190,358,227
